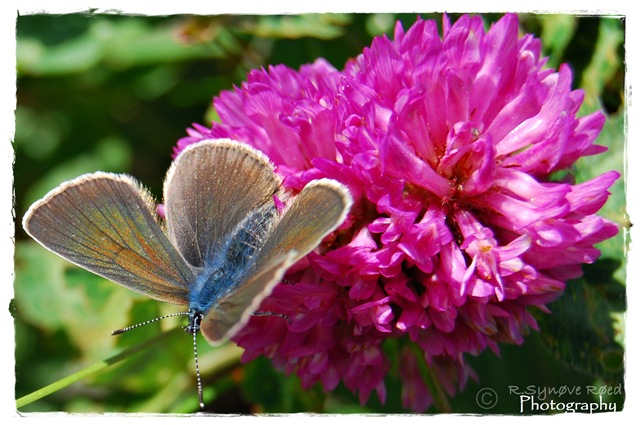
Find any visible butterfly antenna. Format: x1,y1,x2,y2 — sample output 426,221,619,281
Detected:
112,311,205,409
192,325,205,409
111,312,190,335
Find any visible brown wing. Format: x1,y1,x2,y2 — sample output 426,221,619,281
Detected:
199,179,352,345
23,172,194,304
199,251,297,345
163,139,282,269
250,178,352,273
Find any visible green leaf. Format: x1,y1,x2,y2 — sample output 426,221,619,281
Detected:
17,32,102,76
14,241,136,360
247,14,352,39
539,15,578,69
241,356,325,412
20,136,132,213
574,108,627,264
17,17,227,77
536,259,626,382
581,17,624,107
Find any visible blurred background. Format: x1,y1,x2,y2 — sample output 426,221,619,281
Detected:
13,13,626,413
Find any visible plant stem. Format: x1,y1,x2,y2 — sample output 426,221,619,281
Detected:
16,328,180,409
408,340,452,413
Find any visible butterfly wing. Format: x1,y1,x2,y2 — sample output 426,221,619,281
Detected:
250,178,353,273
23,172,194,305
163,139,282,269
199,178,352,345
199,251,297,345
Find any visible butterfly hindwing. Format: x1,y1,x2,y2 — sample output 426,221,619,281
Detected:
22,172,194,305
199,250,297,345
200,178,352,345
250,178,353,274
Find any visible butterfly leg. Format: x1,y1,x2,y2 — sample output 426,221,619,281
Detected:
251,311,291,324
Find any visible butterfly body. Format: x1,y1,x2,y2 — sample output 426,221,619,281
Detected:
187,202,278,318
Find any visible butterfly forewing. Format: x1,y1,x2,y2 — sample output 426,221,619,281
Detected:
199,251,297,345
23,172,194,304
164,139,282,269
250,178,353,274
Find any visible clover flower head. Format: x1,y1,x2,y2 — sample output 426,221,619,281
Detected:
177,13,619,412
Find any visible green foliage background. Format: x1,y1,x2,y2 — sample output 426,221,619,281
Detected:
13,13,626,414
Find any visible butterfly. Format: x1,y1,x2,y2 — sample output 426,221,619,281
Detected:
22,138,353,408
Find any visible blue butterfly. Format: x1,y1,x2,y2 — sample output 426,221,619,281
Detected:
23,138,352,408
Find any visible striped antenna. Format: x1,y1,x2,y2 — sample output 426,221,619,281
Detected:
111,311,190,335
192,324,205,409
112,310,207,410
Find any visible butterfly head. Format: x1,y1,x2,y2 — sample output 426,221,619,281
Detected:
184,309,204,335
